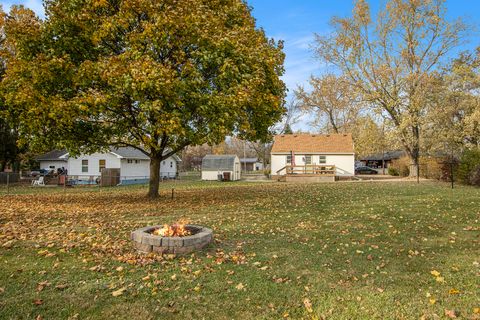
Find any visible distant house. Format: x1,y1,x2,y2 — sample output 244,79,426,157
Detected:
201,155,241,181
359,150,406,169
36,147,181,184
239,158,263,172
270,133,355,181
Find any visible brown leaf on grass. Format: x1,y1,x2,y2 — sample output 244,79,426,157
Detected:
303,298,313,313
33,299,43,305
445,309,459,318
37,281,51,292
235,283,245,290
55,284,68,290
112,287,127,297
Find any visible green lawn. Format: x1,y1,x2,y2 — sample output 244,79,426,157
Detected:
1,181,479,319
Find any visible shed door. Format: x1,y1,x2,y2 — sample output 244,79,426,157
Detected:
235,163,240,180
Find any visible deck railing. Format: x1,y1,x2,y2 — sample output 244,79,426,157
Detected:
276,164,336,176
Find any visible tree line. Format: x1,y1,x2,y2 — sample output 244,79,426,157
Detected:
0,0,286,197
295,0,479,177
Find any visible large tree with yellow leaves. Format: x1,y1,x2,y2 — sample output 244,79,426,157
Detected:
3,0,286,197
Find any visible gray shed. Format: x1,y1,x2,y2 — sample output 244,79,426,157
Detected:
201,155,241,181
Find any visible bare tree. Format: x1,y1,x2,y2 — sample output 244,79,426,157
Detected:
296,74,361,133
314,0,468,176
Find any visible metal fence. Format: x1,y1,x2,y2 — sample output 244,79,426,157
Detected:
0,171,189,194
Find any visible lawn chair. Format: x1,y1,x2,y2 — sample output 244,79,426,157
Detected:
32,176,45,186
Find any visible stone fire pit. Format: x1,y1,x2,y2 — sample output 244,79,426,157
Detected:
131,224,213,254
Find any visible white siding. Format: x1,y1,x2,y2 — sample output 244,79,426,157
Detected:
202,171,223,180
61,152,179,181
39,160,68,171
325,155,355,176
271,153,355,176
120,159,150,179
271,154,287,176
160,159,177,178
202,169,240,181
68,152,121,176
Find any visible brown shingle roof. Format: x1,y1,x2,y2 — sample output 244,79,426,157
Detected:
271,133,354,153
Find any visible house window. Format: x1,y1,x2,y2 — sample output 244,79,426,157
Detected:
286,155,292,164
305,155,312,165
99,159,106,172
170,161,173,168
163,161,166,165
49,165,55,169
127,159,132,164
319,156,326,164
135,160,139,164
82,160,88,173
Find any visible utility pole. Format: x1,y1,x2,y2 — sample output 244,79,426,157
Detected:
382,120,385,175
243,140,247,173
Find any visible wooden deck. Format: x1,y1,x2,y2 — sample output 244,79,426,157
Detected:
275,165,336,182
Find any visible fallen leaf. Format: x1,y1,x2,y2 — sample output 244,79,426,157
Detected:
112,287,126,297
33,299,43,305
430,270,441,277
444,309,459,318
235,283,245,290
303,298,313,313
449,288,460,295
55,284,68,290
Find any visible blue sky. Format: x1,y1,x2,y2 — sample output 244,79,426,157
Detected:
1,0,479,130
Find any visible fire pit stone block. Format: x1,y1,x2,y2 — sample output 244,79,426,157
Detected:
131,225,213,255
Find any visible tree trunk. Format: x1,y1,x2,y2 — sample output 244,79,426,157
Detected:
409,156,419,177
147,156,161,199
408,126,420,178
408,146,420,177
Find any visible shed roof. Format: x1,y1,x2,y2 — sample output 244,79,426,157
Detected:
271,133,354,153
202,155,238,171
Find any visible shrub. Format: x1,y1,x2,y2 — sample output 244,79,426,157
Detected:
456,149,480,185
469,166,480,186
388,167,399,176
390,156,410,177
419,157,443,180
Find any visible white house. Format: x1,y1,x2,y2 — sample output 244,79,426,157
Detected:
201,155,241,181
270,133,355,181
239,157,264,172
36,147,181,184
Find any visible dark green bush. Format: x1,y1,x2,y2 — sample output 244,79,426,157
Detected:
388,167,399,176
456,149,480,186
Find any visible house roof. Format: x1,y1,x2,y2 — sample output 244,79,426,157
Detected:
35,150,68,161
271,133,354,154
109,147,149,160
202,154,238,170
360,150,406,161
240,157,259,163
36,147,181,162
